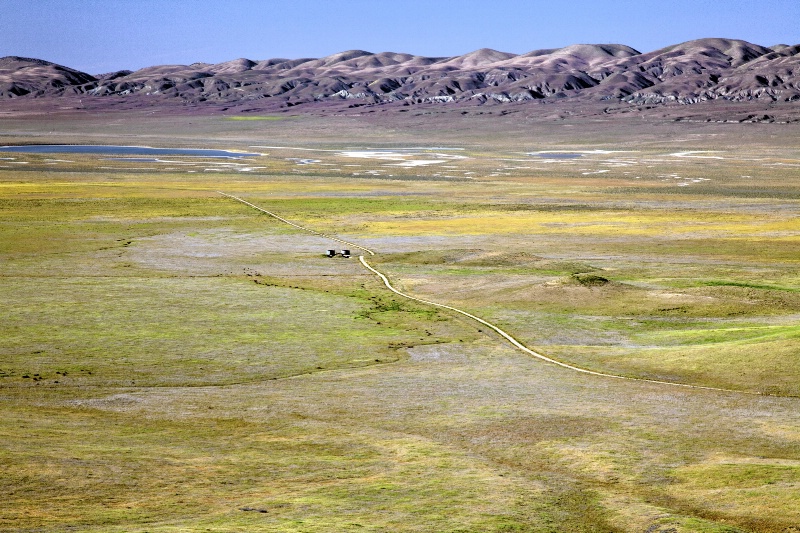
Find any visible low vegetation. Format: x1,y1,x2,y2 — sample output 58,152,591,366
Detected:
1,114,798,532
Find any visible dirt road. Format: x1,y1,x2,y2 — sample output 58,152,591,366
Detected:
220,191,760,396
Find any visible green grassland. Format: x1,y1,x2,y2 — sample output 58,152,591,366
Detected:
1,112,799,532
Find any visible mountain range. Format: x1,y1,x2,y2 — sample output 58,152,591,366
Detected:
1,38,798,113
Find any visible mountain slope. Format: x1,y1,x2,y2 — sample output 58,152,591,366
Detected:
0,56,97,97
1,39,797,110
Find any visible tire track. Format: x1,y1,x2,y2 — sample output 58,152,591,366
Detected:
218,191,374,256
358,256,761,395
220,191,765,396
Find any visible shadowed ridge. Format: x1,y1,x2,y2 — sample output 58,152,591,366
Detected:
332,51,412,70
95,70,134,80
280,50,376,76
772,44,800,56
595,70,655,97
372,51,435,64
125,64,197,78
493,44,640,72
0,56,97,97
345,51,442,68
517,47,561,58
597,43,641,57
358,51,415,64
647,37,771,66
0,56,57,69
209,58,257,74
737,43,800,64
514,44,639,61
254,57,291,66
323,51,447,77
710,42,800,102
315,49,375,66
605,38,772,84
552,43,641,59
609,38,790,105
252,57,317,71
434,48,518,69
0,56,96,81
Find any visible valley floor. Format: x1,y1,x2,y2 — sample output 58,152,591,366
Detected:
1,111,798,532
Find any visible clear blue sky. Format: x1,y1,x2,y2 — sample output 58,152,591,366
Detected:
2,0,797,73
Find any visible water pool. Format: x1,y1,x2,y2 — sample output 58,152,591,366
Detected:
0,145,261,158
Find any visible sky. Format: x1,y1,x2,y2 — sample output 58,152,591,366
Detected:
1,0,798,73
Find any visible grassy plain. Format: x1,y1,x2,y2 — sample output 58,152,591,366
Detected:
1,109,799,532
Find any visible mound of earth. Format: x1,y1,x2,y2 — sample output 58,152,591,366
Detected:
570,273,611,287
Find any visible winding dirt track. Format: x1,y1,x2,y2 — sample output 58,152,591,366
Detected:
217,191,375,256
219,191,758,396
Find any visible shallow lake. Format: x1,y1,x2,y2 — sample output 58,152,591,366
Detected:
0,145,261,158
530,152,583,159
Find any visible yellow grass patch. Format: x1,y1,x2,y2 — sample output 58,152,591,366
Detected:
365,210,796,237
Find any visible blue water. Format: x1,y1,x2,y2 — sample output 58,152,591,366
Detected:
0,145,261,158
530,152,583,159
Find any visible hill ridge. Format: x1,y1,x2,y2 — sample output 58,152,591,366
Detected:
0,38,797,110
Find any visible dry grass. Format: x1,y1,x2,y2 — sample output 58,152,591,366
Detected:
1,113,799,532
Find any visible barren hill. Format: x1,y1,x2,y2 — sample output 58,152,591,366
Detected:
1,38,798,117
0,56,97,98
